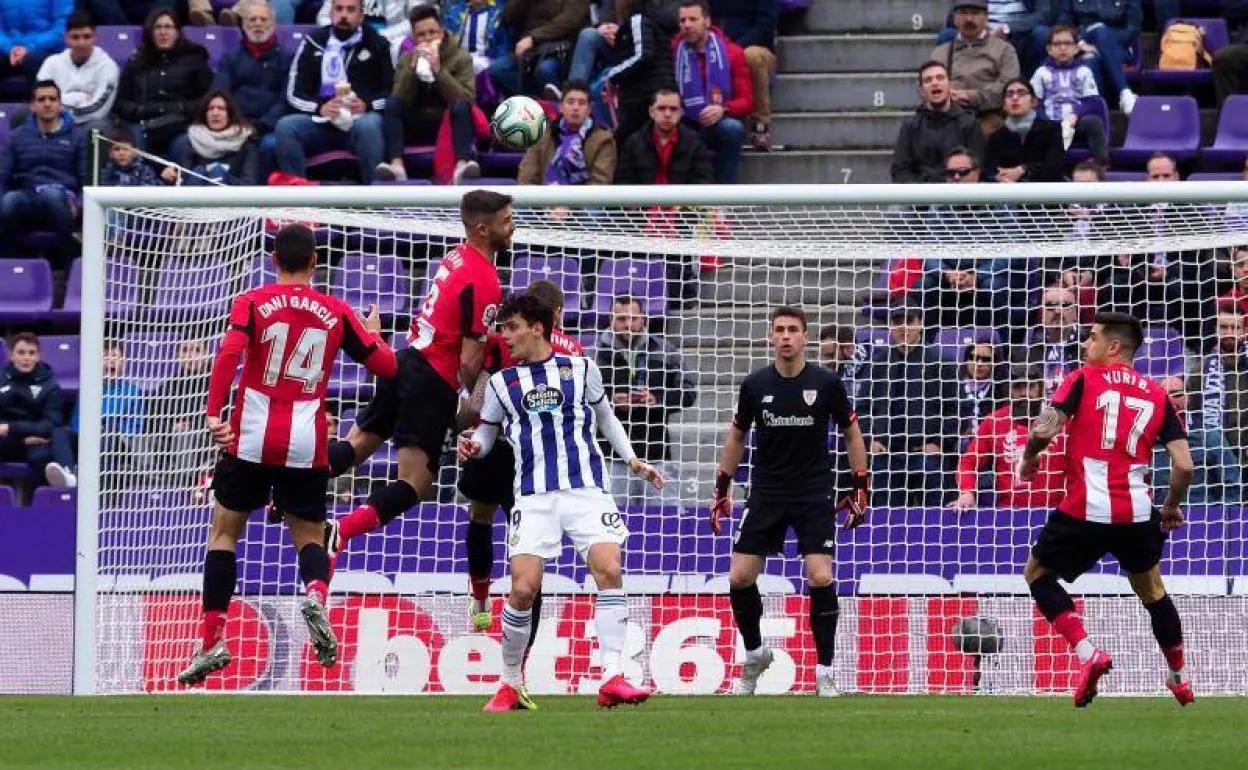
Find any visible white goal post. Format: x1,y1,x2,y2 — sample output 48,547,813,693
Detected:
74,182,1248,696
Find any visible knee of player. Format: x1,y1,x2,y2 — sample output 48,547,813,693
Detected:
508,582,540,610
727,573,755,592
1022,558,1047,585
805,567,835,589
590,560,623,589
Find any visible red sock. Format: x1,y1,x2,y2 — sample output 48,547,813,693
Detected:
338,504,381,543
470,576,491,603
306,579,328,606
1052,610,1088,649
1162,643,1185,672
201,610,227,650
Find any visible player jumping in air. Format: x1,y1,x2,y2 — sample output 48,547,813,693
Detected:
457,294,665,712
178,224,398,686
710,306,869,697
1019,312,1195,708
320,190,510,570
459,280,584,633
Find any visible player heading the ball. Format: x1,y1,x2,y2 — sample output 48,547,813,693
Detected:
177,224,398,686
710,306,869,697
1019,311,1195,708
457,294,664,712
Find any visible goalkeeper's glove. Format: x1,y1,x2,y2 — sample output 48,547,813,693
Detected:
710,470,732,536
836,469,869,529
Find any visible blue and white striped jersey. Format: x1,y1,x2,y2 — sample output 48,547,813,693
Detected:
480,355,610,497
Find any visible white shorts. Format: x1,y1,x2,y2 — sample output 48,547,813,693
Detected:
507,487,629,561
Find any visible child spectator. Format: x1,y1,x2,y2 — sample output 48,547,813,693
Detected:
100,126,161,186
1030,25,1108,167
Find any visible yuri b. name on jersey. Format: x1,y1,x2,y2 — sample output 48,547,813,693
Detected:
256,293,340,329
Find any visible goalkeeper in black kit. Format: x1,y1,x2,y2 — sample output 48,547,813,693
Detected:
710,306,869,697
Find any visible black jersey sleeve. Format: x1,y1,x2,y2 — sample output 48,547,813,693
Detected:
825,372,857,431
1158,396,1188,444
1051,369,1086,417
732,376,756,433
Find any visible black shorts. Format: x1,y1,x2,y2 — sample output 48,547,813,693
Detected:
733,494,837,557
457,440,515,512
1030,510,1167,582
354,348,459,472
211,453,329,522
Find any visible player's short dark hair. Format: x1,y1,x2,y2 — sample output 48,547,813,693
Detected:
409,4,440,26
770,305,807,331
679,0,712,17
31,80,60,100
1093,311,1144,354
651,88,682,106
105,125,138,146
460,190,513,228
273,224,318,272
918,59,948,82
67,9,96,31
8,331,39,350
525,279,565,312
613,294,642,312
498,294,553,340
946,145,978,167
561,79,591,101
1072,159,1104,180
819,324,853,344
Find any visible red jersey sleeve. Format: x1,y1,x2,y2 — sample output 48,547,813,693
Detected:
957,419,991,493
206,294,254,417
335,299,398,379
1050,369,1086,417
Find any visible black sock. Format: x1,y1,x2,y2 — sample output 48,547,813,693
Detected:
327,440,355,477
466,520,493,580
729,583,763,652
809,584,839,667
526,591,543,653
1145,594,1183,649
297,543,331,586
203,549,237,612
367,480,420,525
1029,574,1075,623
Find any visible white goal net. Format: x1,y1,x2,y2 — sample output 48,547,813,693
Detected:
76,184,1248,696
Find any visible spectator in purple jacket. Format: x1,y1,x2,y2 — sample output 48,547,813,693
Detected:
0,80,87,264
1029,24,1108,166
0,0,72,96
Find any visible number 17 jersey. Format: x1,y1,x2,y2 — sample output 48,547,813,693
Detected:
1050,362,1186,524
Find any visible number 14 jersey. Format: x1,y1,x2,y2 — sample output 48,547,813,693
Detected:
1050,362,1186,524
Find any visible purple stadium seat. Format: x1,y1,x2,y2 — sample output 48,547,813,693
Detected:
1137,325,1186,379
1110,96,1202,166
334,253,411,317
371,179,435,186
104,256,141,319
469,177,516,185
593,256,667,319
401,145,436,175
151,256,233,318
0,339,6,362
1202,96,1248,165
0,259,54,322
39,335,81,394
124,332,183,392
305,149,359,180
481,150,524,174
1105,170,1148,182
183,26,241,66
0,464,31,483
31,487,75,509
275,24,317,52
510,254,582,319
1188,171,1244,181
933,327,1001,362
95,26,142,64
47,259,83,324
779,0,813,11
0,486,13,507
1140,19,1229,89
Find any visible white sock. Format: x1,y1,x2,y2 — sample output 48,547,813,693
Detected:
815,663,833,679
1075,639,1096,664
745,646,768,664
595,589,628,680
500,601,532,687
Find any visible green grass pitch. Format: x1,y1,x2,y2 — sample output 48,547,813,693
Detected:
3,695,1246,769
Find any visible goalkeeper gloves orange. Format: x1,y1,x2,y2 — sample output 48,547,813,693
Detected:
710,470,732,535
836,469,869,529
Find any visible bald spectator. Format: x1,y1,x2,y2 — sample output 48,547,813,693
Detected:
709,0,777,150
890,60,985,183
931,0,1020,132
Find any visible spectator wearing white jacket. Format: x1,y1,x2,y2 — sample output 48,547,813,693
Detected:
34,10,119,130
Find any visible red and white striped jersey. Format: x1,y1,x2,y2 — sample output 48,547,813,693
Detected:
206,283,398,469
1050,362,1186,524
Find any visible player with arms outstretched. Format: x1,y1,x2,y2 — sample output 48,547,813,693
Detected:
178,224,398,686
459,279,584,632
321,190,511,565
457,295,665,712
1019,312,1195,708
710,306,869,697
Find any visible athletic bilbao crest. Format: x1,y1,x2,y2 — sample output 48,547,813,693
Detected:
523,385,564,413
803,389,817,406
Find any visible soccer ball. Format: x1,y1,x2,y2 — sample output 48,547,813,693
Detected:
491,96,548,150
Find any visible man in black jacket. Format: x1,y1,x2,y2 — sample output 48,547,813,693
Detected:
890,60,985,184
273,0,393,183
0,333,76,488
601,0,678,144
1214,1,1248,113
595,295,695,507
614,89,713,183
860,305,956,507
